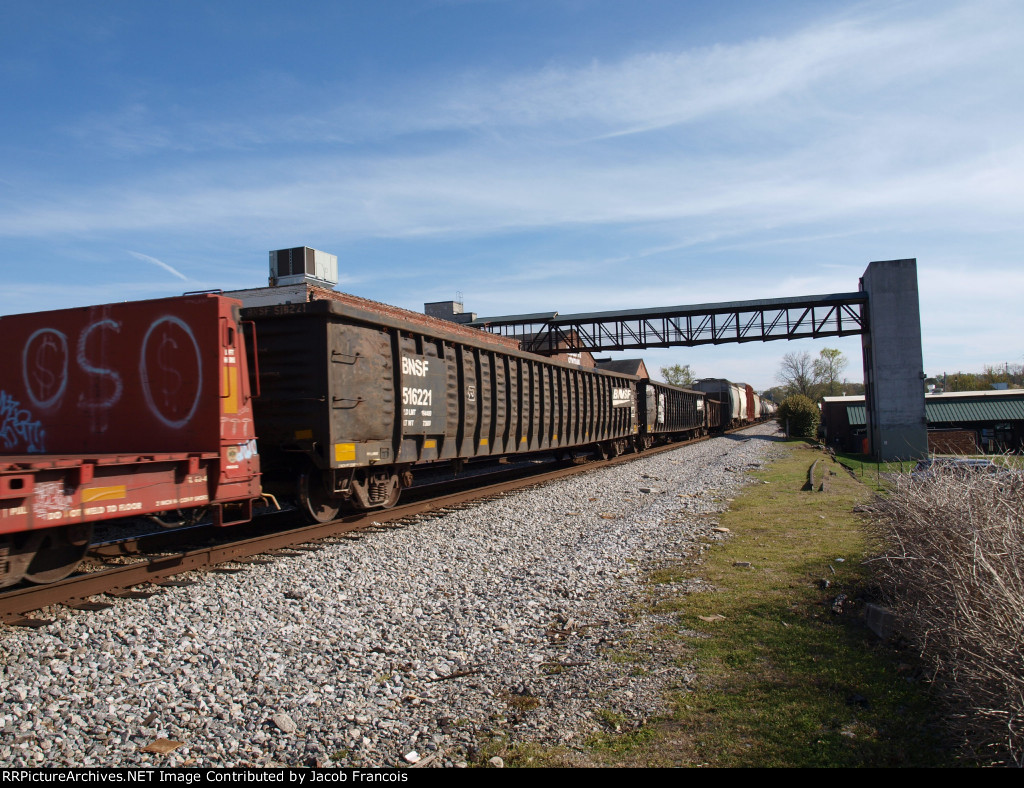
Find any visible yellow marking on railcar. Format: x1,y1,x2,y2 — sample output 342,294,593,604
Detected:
479,438,488,446
223,366,239,414
334,443,356,463
295,429,313,440
424,440,437,449
520,436,527,443
82,486,127,503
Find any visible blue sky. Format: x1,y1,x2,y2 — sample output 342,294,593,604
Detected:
2,0,1021,390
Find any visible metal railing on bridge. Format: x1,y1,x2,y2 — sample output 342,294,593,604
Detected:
469,292,868,353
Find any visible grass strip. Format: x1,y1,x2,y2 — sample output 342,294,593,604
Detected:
832,452,911,492
477,440,957,767
833,451,1024,492
597,440,955,767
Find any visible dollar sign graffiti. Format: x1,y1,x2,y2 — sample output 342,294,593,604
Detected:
157,331,183,410
32,335,59,402
141,316,201,430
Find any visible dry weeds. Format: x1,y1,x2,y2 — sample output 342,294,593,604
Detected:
870,466,1024,766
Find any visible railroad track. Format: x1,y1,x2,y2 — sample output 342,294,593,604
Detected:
0,425,761,626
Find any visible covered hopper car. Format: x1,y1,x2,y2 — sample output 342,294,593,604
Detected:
692,378,747,428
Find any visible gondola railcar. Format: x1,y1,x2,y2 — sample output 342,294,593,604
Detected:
636,380,708,447
242,298,639,521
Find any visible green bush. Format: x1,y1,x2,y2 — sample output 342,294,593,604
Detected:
777,394,820,438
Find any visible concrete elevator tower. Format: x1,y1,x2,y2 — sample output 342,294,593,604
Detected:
860,259,928,460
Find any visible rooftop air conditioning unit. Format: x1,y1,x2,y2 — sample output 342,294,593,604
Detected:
269,247,338,288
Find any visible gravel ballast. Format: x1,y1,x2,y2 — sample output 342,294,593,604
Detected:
0,424,785,767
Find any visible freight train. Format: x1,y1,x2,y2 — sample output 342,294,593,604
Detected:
0,292,773,587
692,378,777,429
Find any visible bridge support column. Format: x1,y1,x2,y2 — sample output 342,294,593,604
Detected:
860,259,928,460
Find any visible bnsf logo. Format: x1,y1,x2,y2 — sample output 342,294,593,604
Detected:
402,356,430,377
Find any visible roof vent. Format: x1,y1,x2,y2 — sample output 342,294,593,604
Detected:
424,299,477,324
269,247,338,288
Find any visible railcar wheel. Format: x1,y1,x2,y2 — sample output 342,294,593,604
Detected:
298,470,341,524
22,524,93,585
0,533,36,588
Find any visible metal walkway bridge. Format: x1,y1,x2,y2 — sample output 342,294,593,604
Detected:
464,259,924,462
469,292,868,354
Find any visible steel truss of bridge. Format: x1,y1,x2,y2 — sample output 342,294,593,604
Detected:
469,292,869,354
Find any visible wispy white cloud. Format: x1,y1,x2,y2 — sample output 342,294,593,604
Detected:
55,1,1023,158
5,125,1020,246
66,105,187,156
127,250,189,281
2,0,1021,383
361,3,1014,143
0,2,1012,255
412,13,934,135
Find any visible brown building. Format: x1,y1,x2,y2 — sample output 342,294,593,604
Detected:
594,358,650,378
821,390,1024,454
511,330,597,368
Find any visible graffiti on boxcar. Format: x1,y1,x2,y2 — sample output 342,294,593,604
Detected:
33,481,74,518
19,315,205,434
225,439,258,465
140,316,203,429
0,390,46,453
22,328,69,411
221,416,253,437
77,319,125,432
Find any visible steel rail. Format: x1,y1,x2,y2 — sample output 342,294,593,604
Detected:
1,424,763,625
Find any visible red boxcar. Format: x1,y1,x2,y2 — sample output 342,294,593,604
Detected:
0,294,261,586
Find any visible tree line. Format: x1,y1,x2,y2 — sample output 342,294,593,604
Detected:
659,350,861,402
766,348,861,402
928,363,1024,392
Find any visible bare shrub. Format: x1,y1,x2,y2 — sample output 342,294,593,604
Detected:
870,466,1024,766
